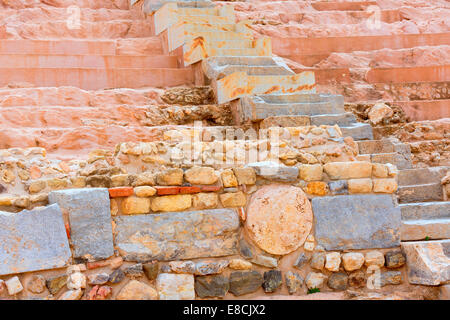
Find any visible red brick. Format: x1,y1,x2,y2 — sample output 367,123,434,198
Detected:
200,185,222,192
155,186,180,195
179,186,201,194
108,187,133,198
87,260,109,270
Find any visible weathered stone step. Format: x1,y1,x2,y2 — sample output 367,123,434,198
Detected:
273,33,450,63
216,71,316,104
238,98,345,122
0,125,195,154
340,123,374,141
0,67,194,90
2,0,130,9
184,31,253,42
370,153,412,170
398,167,449,186
310,113,357,127
203,56,293,80
401,219,450,241
1,7,136,22
142,0,215,13
255,93,344,106
401,239,450,286
311,1,377,11
397,183,444,204
357,139,396,154
0,105,149,128
0,40,117,55
400,202,450,221
0,54,178,69
13,20,153,39
0,87,163,107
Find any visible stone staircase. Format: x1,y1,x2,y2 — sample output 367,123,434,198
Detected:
0,1,194,89
232,0,450,122
397,166,450,241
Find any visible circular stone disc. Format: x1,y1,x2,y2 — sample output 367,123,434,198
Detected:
245,184,313,255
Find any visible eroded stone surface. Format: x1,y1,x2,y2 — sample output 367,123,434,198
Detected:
312,195,401,250
114,209,240,261
402,240,450,286
0,204,71,276
245,184,313,255
49,188,114,261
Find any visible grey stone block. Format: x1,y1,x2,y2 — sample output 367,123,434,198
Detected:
312,194,401,250
0,204,71,276
49,188,114,262
247,161,299,182
114,209,240,262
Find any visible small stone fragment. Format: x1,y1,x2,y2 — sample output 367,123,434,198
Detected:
108,269,125,284
305,272,327,289
26,275,46,294
87,273,109,285
192,192,218,209
233,168,256,185
342,252,365,272
327,272,348,291
88,285,112,300
381,271,402,286
195,275,229,298
310,252,326,270
184,167,218,185
124,263,144,278
134,186,156,197
195,260,229,276
229,271,263,296
6,276,23,295
117,280,158,300
294,253,309,269
229,259,252,270
285,271,303,294
156,273,195,300
348,270,366,288
122,196,151,214
151,194,191,212
156,168,183,186
67,272,86,290
325,252,341,272
169,261,196,274
46,275,67,295
219,191,246,207
365,251,385,268
59,289,83,300
252,254,278,268
385,250,406,268
263,270,282,293
143,261,159,281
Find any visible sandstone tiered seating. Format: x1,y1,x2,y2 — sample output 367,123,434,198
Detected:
0,0,448,301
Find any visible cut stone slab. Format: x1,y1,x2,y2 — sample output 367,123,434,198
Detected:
0,204,71,276
401,240,450,286
156,273,195,300
312,194,401,250
114,209,240,261
247,162,299,182
245,184,313,255
49,188,114,261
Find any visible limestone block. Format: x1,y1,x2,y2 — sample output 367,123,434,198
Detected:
184,167,218,185
151,194,191,212
233,167,256,185
156,273,195,300
323,161,372,180
219,191,246,207
221,169,238,187
114,209,240,261
192,192,218,210
299,164,323,182
0,204,71,276
312,194,401,250
122,196,151,214
348,178,373,193
49,188,114,261
373,178,398,193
